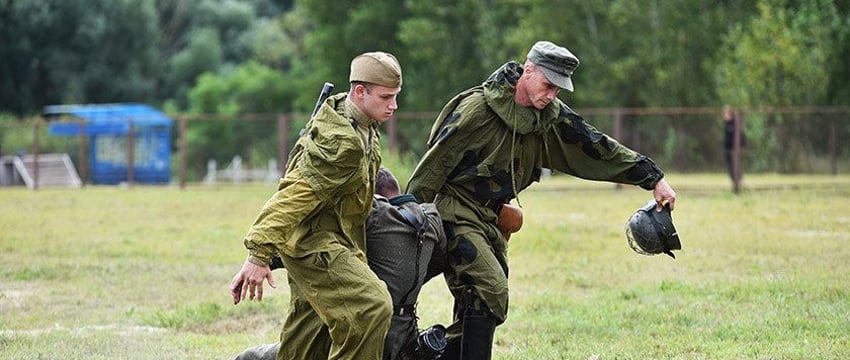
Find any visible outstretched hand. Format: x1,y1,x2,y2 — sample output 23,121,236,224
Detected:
230,259,275,305
653,179,676,211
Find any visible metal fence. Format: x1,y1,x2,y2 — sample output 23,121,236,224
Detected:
1,106,847,189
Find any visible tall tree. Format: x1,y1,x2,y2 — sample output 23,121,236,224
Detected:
185,61,292,175
394,0,520,155
716,0,838,107
715,0,845,172
399,0,516,111
291,0,409,111
156,0,276,109
0,0,160,115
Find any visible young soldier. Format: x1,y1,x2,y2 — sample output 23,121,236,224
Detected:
229,52,403,360
406,41,677,359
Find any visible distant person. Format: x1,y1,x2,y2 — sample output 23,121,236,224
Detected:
234,167,448,360
229,51,403,360
406,40,677,359
722,105,745,188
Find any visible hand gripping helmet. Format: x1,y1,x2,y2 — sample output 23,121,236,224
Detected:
625,200,681,258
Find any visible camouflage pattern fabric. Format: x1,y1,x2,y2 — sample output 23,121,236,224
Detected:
406,61,665,325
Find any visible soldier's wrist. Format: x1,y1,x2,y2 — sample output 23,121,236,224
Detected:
247,254,270,266
633,156,664,190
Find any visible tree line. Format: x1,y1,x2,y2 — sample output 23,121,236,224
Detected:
1,0,848,174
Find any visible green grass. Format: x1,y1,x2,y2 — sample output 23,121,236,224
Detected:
1,174,849,359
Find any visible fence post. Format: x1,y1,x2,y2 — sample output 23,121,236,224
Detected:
77,121,87,185
278,114,288,178
179,116,187,189
127,120,135,186
204,159,217,184
233,155,243,184
613,110,623,190
830,121,837,175
732,111,743,194
32,121,40,190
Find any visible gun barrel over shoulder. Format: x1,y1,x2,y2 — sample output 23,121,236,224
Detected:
311,82,335,118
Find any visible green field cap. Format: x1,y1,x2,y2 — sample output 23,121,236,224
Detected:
349,51,403,88
526,41,579,91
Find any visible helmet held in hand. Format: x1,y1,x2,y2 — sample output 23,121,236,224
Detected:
625,200,681,258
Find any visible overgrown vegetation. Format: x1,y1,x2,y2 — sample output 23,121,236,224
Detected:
2,0,848,171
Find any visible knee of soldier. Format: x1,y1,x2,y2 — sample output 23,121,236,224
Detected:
458,285,508,325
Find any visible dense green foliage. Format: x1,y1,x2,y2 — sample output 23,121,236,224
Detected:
1,0,848,172
4,0,846,114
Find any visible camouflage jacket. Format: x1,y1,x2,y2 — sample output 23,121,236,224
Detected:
407,61,663,225
243,92,381,264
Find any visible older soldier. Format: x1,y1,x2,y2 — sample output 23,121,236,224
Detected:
233,167,448,360
406,41,677,359
229,52,403,360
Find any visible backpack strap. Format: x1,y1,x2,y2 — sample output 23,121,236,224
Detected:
396,205,426,306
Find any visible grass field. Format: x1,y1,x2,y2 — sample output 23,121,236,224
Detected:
1,174,849,359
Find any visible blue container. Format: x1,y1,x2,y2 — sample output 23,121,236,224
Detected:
44,103,173,185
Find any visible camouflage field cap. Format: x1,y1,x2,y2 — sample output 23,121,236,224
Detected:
526,41,579,92
349,51,403,88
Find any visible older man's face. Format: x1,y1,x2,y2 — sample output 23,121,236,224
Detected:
515,63,561,110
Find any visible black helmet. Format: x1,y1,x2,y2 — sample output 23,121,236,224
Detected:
625,200,681,258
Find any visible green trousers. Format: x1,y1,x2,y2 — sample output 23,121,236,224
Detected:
445,220,509,320
442,219,509,353
278,245,392,360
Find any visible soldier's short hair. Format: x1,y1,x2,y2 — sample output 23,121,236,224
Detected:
375,167,400,198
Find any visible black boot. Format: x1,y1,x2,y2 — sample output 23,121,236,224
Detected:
439,337,461,360
459,314,496,360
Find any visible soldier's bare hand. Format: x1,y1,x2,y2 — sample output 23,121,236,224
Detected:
230,260,275,305
653,179,676,211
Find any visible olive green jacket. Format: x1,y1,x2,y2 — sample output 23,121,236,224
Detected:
244,93,381,264
407,61,663,224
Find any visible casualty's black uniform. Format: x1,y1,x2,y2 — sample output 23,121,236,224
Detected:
367,193,446,360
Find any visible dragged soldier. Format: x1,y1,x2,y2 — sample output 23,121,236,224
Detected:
406,41,677,359
233,167,448,360
229,52,403,360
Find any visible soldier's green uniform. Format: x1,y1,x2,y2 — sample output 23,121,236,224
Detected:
243,91,391,360
406,60,665,355
234,192,447,360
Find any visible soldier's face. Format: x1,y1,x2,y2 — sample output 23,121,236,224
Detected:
516,64,560,110
354,83,401,123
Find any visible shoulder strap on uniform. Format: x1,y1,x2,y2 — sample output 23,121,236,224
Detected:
398,207,423,234
396,204,427,306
